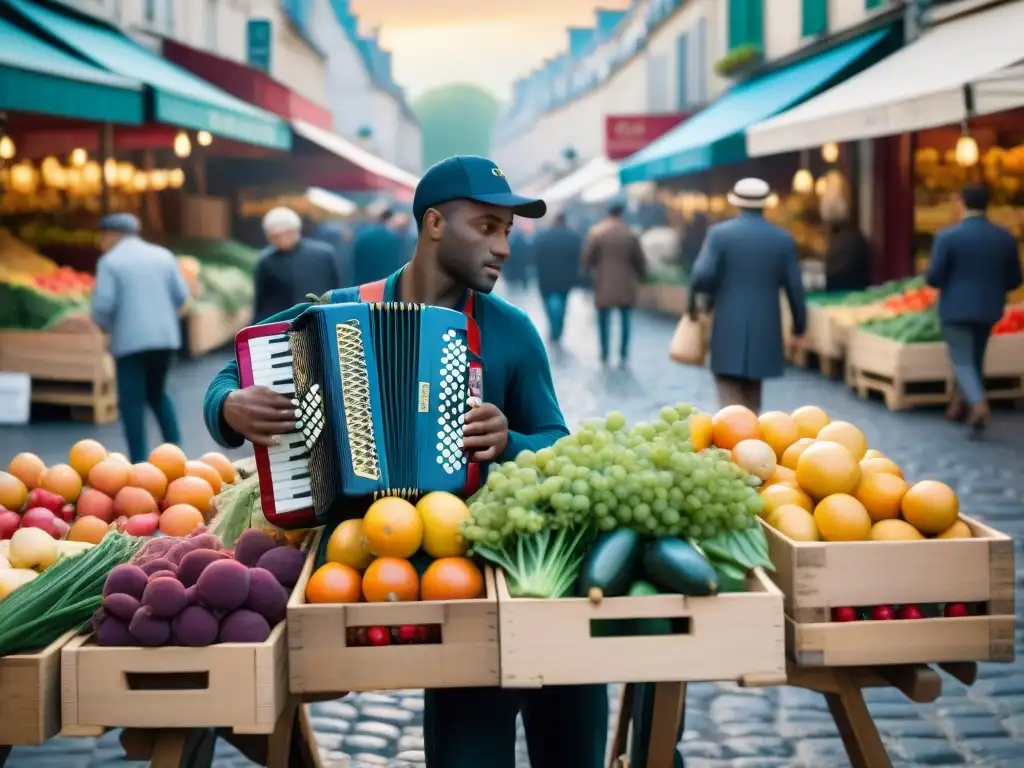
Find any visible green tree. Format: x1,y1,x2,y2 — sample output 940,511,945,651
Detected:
414,83,500,167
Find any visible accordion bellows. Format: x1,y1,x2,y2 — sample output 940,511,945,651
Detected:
235,302,483,528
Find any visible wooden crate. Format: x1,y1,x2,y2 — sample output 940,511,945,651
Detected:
186,305,253,358
762,517,1016,666
0,631,77,746
60,538,315,735
0,330,117,424
638,284,688,316
497,569,785,688
287,555,500,693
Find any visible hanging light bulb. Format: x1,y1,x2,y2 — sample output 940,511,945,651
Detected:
792,168,814,194
766,193,780,209
821,142,839,164
814,176,828,196
173,131,192,158
955,133,979,167
148,169,168,191
132,170,149,192
103,158,118,185
69,148,87,167
9,161,37,194
167,168,185,188
0,135,15,160
82,161,101,184
197,130,213,147
116,162,135,187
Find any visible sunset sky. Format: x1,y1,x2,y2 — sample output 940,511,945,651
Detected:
350,0,632,100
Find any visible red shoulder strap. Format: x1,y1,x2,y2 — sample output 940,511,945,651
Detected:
359,279,475,318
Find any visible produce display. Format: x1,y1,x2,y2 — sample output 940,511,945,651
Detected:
167,237,260,273
0,229,93,329
993,306,1024,335
93,527,305,647
858,307,943,343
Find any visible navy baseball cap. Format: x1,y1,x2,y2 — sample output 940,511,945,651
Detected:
97,213,141,234
413,156,547,227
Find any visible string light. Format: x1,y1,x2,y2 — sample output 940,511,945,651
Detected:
173,130,192,158
69,148,87,167
792,169,813,194
821,142,839,163
0,136,15,160
197,131,213,147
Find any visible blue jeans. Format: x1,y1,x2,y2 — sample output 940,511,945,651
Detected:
942,322,992,405
597,306,631,362
115,350,181,463
542,292,569,341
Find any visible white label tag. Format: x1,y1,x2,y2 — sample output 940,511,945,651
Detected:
418,382,430,412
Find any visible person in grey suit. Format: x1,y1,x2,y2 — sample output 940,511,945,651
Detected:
689,178,807,412
927,184,1023,435
532,213,583,343
91,214,191,462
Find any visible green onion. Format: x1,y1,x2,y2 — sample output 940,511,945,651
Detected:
474,524,595,599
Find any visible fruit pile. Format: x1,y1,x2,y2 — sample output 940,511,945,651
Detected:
831,601,979,624
0,441,239,546
993,306,1024,335
0,229,94,329
879,284,938,314
708,405,969,544
94,528,305,647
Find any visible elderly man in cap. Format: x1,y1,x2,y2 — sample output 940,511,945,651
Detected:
254,207,342,322
91,213,190,462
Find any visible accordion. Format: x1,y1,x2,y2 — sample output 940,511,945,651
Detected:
235,302,484,528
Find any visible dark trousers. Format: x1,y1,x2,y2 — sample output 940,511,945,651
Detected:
541,291,569,341
597,306,631,362
424,685,608,768
714,374,763,413
629,683,686,767
115,349,181,463
942,322,993,406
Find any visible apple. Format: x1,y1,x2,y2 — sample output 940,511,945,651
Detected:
125,513,160,537
870,605,894,621
897,604,924,620
944,603,969,618
831,607,858,622
58,503,76,523
24,488,65,515
0,508,20,539
20,507,59,537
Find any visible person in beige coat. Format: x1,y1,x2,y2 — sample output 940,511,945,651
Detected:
581,202,647,365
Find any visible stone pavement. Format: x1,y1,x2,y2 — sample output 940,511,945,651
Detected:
3,283,1024,767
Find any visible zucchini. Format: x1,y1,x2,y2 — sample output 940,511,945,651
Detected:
711,560,748,593
628,580,674,636
578,528,642,602
643,537,718,596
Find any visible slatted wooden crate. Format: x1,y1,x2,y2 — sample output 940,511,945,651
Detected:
762,517,1016,667
0,631,77,748
185,305,253,358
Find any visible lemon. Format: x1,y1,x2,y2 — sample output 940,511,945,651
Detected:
417,491,470,558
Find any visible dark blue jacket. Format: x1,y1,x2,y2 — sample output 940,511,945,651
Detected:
502,232,532,283
352,224,406,286
926,215,1022,325
532,225,583,294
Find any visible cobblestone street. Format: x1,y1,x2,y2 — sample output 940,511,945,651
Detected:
2,285,1024,767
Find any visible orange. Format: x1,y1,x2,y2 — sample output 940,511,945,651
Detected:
417,492,470,558
757,411,800,458
688,411,713,451
791,406,830,439
165,476,215,517
185,460,223,494
199,452,238,485
731,439,777,481
68,439,107,479
88,458,130,497
7,453,45,490
362,497,424,558
795,441,861,500
766,504,820,542
870,519,925,542
362,557,419,602
901,480,959,535
863,449,886,460
854,471,908,523
780,438,816,470
765,465,799,488
305,562,362,604
0,471,28,511
421,557,484,601
128,462,169,501
858,457,903,479
325,519,375,570
711,405,761,450
760,483,813,516
67,515,110,545
937,520,973,539
813,494,872,541
114,486,158,517
816,421,868,461
39,463,83,502
148,443,187,482
108,452,130,465
159,503,205,537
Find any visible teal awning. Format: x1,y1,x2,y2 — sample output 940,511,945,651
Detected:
6,0,291,150
0,16,143,123
619,28,890,183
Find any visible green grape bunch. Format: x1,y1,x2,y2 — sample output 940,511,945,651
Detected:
462,403,765,549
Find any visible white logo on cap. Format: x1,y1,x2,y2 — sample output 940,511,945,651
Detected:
491,168,505,178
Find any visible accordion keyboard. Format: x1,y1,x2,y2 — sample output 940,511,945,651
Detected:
436,329,469,476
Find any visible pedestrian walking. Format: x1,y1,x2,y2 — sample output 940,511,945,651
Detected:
532,212,583,343
824,217,871,292
502,227,532,290
926,184,1023,435
253,207,342,322
352,206,407,285
90,214,189,463
581,200,647,366
309,219,356,289
203,155,608,768
678,212,710,278
689,178,807,413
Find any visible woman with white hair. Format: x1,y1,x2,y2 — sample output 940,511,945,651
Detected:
253,206,343,321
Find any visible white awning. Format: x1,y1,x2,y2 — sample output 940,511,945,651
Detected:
540,156,621,205
747,1,1024,157
292,119,419,190
306,187,356,216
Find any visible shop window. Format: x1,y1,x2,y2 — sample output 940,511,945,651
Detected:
144,0,155,23
865,0,885,8
165,0,175,33
727,0,764,51
675,33,689,109
204,0,218,50
802,0,828,37
693,17,708,102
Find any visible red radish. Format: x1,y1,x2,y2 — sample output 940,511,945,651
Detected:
870,605,894,621
944,603,969,618
0,509,20,539
416,625,431,643
25,488,65,515
367,626,390,646
59,503,76,523
397,625,418,644
831,607,858,622
21,507,58,536
50,518,70,540
898,604,923,620
112,516,130,534
125,513,160,537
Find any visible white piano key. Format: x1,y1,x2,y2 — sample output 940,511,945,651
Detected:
248,335,287,348
276,496,312,513
271,477,311,495
270,458,309,478
267,442,308,459
250,358,293,373
267,382,296,395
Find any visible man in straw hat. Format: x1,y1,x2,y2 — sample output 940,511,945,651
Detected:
689,178,807,412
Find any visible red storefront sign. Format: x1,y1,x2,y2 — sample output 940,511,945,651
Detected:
605,113,693,160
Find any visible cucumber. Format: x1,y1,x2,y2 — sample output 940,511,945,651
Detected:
628,580,659,597
643,537,718,596
628,580,674,636
578,528,642,601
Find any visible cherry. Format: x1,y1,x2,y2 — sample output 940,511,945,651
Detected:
870,605,894,621
944,603,969,618
831,607,858,622
897,604,923,620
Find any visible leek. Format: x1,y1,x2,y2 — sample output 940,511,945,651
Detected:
473,524,596,599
